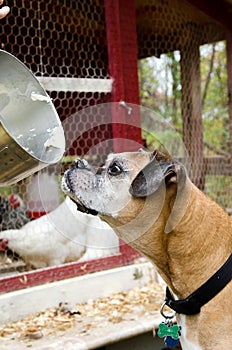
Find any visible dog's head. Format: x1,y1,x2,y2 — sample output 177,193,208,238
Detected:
62,149,191,235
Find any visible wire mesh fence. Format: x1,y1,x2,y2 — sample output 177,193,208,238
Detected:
0,0,115,278
137,0,232,209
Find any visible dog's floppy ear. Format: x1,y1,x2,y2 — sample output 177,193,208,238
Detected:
129,154,191,233
129,156,177,198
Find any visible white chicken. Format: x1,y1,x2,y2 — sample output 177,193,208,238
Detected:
0,197,119,268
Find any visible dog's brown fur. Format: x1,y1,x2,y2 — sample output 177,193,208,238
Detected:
62,150,232,349
103,161,232,349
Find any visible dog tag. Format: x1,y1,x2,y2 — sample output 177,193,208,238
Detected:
157,320,181,348
157,300,181,348
158,321,181,339
165,335,180,347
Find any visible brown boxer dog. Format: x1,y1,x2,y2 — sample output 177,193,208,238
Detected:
62,149,232,350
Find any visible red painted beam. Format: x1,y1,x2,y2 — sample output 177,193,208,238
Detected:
104,0,142,152
0,251,140,294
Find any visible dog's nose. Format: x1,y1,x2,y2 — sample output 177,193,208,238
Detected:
74,158,90,169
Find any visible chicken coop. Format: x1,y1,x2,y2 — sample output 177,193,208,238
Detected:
0,0,232,295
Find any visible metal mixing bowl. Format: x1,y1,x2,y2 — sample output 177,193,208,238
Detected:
0,50,65,186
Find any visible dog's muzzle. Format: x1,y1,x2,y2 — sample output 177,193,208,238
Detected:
62,159,99,216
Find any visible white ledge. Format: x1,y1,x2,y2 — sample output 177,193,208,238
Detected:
37,77,113,92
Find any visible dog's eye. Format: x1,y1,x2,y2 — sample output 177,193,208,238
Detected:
108,163,123,176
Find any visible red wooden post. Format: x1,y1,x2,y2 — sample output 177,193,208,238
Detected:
104,0,142,152
104,0,142,262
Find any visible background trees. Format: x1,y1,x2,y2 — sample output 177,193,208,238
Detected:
138,41,228,155
138,41,232,209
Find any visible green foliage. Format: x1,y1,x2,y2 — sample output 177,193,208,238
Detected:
200,42,229,152
205,175,232,209
139,52,182,130
139,41,229,154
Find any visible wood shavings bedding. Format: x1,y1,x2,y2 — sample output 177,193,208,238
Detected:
0,281,165,341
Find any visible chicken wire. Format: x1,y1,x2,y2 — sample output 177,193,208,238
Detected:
0,0,115,275
137,0,232,209
0,0,112,151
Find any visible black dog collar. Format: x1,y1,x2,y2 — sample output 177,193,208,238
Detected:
165,254,232,315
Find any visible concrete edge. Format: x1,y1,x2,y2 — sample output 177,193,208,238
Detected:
0,261,159,325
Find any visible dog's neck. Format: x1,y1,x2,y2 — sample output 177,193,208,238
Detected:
102,182,232,300
163,184,232,298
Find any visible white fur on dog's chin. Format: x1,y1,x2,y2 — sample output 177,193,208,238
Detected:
62,169,132,217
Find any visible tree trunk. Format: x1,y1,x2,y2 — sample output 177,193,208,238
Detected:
226,33,232,163
180,33,205,190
